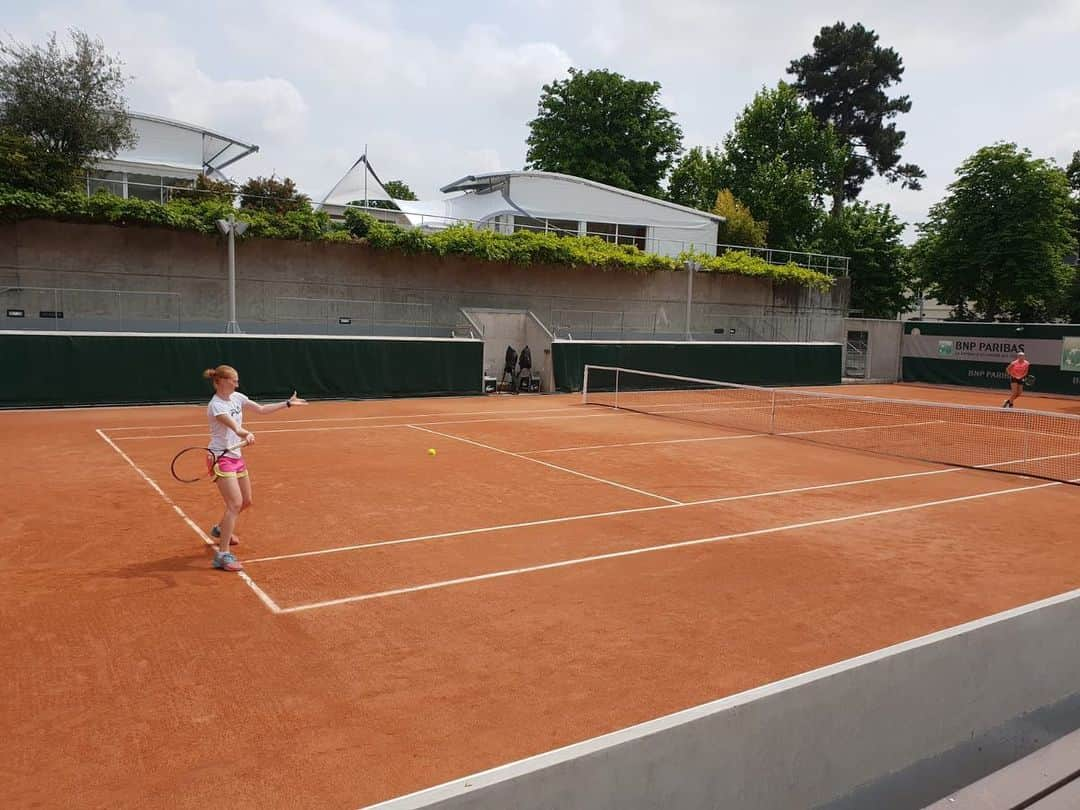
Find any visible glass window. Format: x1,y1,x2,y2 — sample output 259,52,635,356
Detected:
128,174,164,203
586,221,617,241
545,219,578,237
88,170,123,197
161,176,193,202
616,224,647,250
586,222,646,249
513,217,579,237
513,216,547,234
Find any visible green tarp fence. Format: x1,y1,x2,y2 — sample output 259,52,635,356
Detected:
0,332,483,407
901,322,1080,397
552,341,842,392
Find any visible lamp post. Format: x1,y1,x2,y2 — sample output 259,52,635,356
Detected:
216,216,249,333
685,257,699,341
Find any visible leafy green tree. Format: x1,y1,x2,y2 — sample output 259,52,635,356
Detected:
712,189,767,247
383,180,417,201
0,128,80,193
718,82,847,250
667,146,724,211
0,31,135,181
816,201,909,318
911,143,1076,321
525,67,683,197
1061,151,1080,321
788,21,924,217
238,175,310,214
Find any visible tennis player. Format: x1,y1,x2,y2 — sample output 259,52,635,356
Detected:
1002,351,1030,409
203,365,308,571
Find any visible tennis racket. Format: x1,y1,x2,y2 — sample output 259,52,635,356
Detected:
1023,374,1036,387
170,441,247,483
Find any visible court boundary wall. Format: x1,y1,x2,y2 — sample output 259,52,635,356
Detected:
0,331,483,407
363,586,1080,810
552,340,842,391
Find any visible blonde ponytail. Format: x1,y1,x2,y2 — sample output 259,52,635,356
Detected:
204,364,238,385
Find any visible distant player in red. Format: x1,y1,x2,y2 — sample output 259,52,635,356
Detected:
1002,351,1030,408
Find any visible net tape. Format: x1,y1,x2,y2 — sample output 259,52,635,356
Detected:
582,365,1080,485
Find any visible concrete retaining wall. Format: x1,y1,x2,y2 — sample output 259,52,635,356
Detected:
0,220,849,337
363,587,1080,810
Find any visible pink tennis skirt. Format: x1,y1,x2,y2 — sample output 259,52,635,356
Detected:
213,455,248,478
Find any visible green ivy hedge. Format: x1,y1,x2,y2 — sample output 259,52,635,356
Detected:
0,186,834,290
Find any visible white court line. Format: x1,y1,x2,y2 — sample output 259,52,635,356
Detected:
108,411,617,442
522,420,943,454
95,429,281,613
279,477,1068,613
245,467,966,564
408,424,683,505
103,405,587,431
524,432,765,454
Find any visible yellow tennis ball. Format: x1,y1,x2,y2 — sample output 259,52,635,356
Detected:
427,448,437,456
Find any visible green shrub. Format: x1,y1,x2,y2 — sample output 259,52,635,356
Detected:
0,187,835,289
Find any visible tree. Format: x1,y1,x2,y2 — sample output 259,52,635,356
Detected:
0,30,135,180
525,67,683,197
238,175,310,214
717,82,847,250
911,143,1076,321
0,128,80,193
383,180,416,201
667,146,725,211
816,202,909,318
788,21,924,217
1062,151,1080,321
712,189,767,247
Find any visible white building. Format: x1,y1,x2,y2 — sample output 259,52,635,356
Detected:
320,160,723,258
88,112,258,203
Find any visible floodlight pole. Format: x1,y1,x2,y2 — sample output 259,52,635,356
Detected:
685,258,698,341
217,216,249,333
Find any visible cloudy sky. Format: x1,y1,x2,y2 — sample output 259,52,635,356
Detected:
4,0,1079,240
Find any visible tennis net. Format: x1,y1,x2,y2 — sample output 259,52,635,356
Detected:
582,365,1080,485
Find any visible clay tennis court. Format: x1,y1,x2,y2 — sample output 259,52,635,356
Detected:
5,381,1080,808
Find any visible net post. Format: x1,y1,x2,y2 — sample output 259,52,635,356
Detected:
582,364,590,405
769,389,776,434
615,368,620,410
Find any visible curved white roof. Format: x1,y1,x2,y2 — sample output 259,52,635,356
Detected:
440,170,724,223
99,112,258,176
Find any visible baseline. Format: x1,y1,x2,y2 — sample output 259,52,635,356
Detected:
95,428,281,613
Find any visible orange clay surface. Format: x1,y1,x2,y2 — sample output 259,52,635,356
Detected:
4,383,1080,809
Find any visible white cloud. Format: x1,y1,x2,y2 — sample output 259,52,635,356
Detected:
4,0,1078,231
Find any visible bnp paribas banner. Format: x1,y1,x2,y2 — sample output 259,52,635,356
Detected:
901,323,1080,396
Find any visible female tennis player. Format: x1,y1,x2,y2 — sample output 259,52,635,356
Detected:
1002,351,1030,408
203,365,308,571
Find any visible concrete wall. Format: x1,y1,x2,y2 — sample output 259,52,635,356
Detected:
0,220,849,337
363,587,1080,810
467,308,555,393
842,318,903,382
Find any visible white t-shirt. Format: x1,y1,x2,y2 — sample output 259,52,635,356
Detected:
208,392,249,457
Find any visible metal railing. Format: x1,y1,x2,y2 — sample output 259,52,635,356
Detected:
0,286,181,330
271,296,435,335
